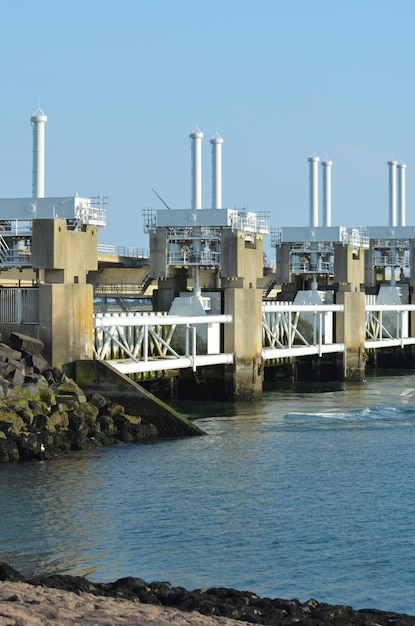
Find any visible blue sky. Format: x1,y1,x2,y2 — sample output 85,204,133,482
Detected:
1,0,414,255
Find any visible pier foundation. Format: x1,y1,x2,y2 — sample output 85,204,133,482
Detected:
223,287,263,400
220,229,264,400
32,219,98,368
334,243,366,380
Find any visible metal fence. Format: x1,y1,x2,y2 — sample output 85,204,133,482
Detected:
0,288,39,324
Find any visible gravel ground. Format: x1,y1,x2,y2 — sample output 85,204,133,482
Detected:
0,581,251,626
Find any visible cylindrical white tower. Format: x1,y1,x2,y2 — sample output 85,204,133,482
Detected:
308,154,320,227
321,159,332,227
210,132,224,209
31,107,48,199
190,126,203,210
388,159,398,227
397,162,406,227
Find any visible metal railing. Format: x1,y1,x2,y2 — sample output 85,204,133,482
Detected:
0,288,39,324
262,302,345,358
97,244,150,258
365,303,415,348
93,312,233,374
167,250,221,267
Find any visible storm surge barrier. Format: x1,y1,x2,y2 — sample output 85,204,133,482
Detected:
92,300,415,376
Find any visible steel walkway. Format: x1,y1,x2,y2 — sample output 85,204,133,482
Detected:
92,299,415,375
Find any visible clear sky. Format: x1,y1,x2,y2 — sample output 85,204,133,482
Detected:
1,0,414,256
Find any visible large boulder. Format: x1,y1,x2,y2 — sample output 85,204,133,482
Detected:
8,332,44,355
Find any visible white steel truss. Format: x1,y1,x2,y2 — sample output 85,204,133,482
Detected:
365,303,415,348
92,301,415,376
262,303,345,358
93,312,233,374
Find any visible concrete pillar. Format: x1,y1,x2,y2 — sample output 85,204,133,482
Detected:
364,244,376,287
38,283,94,367
32,219,98,368
275,243,291,284
223,287,263,400
220,229,264,400
334,243,366,380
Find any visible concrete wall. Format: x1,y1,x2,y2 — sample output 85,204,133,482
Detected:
31,219,98,368
149,229,168,279
223,287,263,400
32,219,98,282
334,244,365,291
275,243,291,284
333,244,366,380
220,230,263,287
335,290,366,379
88,267,148,284
72,359,204,437
38,283,94,367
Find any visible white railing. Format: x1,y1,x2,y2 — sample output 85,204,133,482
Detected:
97,244,150,258
365,304,415,348
262,302,345,359
93,312,233,374
167,250,221,266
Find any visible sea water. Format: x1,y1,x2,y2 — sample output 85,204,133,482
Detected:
1,371,415,615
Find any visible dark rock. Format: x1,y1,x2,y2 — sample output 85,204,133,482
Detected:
27,573,100,595
71,402,99,424
97,414,118,437
89,392,110,411
0,334,177,462
8,332,44,356
13,432,42,461
16,406,34,425
32,413,49,430
104,401,125,418
0,438,19,461
1,567,414,626
29,399,52,417
0,562,25,582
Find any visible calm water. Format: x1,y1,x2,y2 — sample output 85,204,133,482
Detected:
2,371,415,614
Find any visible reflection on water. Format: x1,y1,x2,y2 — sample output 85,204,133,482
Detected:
1,452,111,577
2,371,415,614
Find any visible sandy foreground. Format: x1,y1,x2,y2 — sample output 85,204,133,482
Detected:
0,580,252,626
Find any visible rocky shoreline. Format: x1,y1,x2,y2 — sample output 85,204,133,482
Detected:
1,563,415,625
0,332,187,463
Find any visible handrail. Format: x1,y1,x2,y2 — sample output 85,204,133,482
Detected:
97,244,150,258
93,312,233,374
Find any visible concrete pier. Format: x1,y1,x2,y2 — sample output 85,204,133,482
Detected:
32,219,98,368
334,243,366,380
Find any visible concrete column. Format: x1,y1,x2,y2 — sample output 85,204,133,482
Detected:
275,243,291,284
223,287,263,400
38,283,94,367
334,243,366,380
364,244,376,287
219,229,264,400
32,219,98,368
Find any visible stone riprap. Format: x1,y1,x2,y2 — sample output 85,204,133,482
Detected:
0,563,414,625
0,332,158,462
